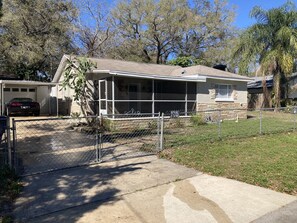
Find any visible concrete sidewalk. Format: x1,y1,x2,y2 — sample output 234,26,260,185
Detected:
13,155,297,223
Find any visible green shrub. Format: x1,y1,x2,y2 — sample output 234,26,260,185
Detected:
0,166,22,200
190,114,206,125
102,118,114,132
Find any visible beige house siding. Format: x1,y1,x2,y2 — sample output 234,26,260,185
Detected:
57,80,96,115
197,79,248,119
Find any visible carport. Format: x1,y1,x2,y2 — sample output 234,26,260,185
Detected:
0,80,57,115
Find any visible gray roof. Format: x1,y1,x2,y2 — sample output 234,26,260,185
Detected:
247,75,273,89
53,55,251,82
89,57,179,76
174,65,250,80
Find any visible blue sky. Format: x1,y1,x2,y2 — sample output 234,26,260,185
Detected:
77,0,295,29
228,0,295,28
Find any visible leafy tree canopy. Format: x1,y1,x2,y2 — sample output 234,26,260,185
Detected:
233,0,297,107
167,56,197,67
108,0,236,66
0,0,77,80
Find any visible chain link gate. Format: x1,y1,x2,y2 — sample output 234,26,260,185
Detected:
12,114,163,176
99,113,163,162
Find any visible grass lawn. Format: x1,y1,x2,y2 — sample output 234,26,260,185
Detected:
162,112,297,195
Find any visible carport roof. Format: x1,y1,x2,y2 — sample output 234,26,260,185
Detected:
0,80,57,86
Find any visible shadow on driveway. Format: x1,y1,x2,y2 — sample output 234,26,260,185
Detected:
13,160,147,221
13,155,198,222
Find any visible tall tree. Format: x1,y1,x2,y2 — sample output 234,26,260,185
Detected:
110,0,235,64
233,1,297,107
0,0,77,80
109,0,153,62
74,0,110,57
177,0,236,66
144,0,189,64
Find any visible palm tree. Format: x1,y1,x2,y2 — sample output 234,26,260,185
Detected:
233,1,297,108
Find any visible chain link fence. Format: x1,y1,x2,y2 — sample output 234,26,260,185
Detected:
0,132,8,168
0,116,10,168
5,107,297,175
12,117,98,175
99,113,162,161
11,114,162,176
164,107,297,149
258,107,297,134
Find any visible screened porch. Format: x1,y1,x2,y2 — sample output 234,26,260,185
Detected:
98,76,197,116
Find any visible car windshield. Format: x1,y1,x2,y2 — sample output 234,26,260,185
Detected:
10,98,33,102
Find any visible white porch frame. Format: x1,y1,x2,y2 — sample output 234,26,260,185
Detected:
102,78,197,116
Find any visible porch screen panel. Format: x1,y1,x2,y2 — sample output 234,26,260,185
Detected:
154,80,185,100
107,102,113,114
155,102,185,115
107,77,112,100
187,102,196,113
114,102,152,114
114,77,152,100
100,81,106,99
187,82,196,100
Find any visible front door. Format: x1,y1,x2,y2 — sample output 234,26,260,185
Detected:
99,80,107,115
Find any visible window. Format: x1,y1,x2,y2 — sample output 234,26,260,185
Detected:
12,88,19,92
215,84,232,100
29,88,36,92
4,88,10,92
21,88,27,92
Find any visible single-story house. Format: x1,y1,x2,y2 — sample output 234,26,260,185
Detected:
52,55,251,119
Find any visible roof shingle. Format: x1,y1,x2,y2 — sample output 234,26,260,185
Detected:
56,55,250,82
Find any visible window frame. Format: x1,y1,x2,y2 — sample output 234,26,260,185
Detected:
214,84,233,101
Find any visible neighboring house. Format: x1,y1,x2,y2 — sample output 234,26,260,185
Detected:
248,73,297,108
247,75,273,109
52,55,251,119
0,72,56,115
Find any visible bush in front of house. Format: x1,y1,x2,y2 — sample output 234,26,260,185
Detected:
190,114,206,126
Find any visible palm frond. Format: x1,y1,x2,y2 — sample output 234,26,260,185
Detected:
250,6,267,24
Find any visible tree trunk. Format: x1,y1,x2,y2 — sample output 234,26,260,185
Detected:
262,76,270,108
273,72,281,109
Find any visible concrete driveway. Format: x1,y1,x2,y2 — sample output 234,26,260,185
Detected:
13,155,297,223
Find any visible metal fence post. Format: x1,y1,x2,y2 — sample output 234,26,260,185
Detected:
293,107,297,131
156,112,160,151
218,110,222,139
99,114,103,162
99,132,102,162
160,113,164,151
12,119,17,171
95,116,99,162
259,108,262,135
6,117,12,168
